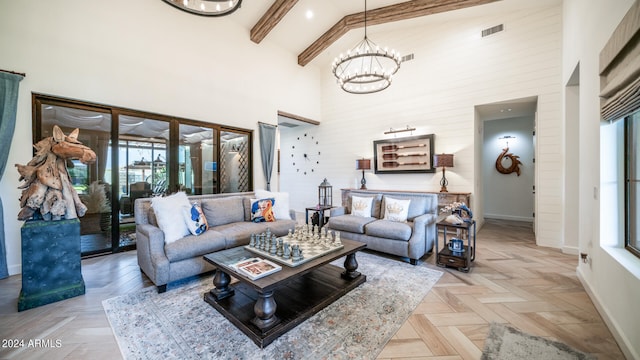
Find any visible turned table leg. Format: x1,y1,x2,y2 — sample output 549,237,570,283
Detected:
251,290,280,331
209,269,234,300
342,253,361,280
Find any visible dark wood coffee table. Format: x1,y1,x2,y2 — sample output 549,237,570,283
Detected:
203,239,366,348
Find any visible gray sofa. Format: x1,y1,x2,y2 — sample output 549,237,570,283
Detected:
326,189,438,265
134,192,296,292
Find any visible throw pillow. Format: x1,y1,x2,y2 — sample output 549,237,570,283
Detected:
151,192,191,244
251,198,276,223
351,196,374,217
254,189,292,220
182,202,208,236
383,197,411,222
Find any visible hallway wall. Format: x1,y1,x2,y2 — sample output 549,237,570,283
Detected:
483,116,535,221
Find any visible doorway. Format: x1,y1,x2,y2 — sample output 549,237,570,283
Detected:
476,97,537,228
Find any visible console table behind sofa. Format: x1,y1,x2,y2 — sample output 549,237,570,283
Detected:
340,189,471,212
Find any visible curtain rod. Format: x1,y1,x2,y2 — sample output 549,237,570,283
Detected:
0,69,26,77
258,121,277,127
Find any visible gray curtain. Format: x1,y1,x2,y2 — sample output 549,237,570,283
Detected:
258,123,277,191
0,72,24,279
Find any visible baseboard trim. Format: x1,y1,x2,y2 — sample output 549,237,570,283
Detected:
562,245,579,255
484,214,534,222
576,267,636,360
8,264,21,276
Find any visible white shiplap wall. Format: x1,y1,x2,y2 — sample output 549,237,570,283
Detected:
280,3,563,247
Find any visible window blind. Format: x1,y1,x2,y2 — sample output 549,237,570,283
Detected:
600,1,640,122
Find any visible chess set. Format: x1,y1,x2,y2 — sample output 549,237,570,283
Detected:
245,224,343,267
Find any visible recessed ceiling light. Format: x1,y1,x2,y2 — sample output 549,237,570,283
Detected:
305,9,314,19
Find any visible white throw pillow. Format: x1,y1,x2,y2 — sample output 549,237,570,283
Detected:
351,196,374,217
254,189,291,220
151,192,191,244
383,197,411,222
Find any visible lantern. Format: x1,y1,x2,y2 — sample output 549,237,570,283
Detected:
318,178,333,207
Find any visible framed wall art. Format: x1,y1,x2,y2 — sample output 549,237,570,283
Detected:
373,134,435,174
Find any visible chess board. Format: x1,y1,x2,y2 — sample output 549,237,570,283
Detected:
245,237,344,267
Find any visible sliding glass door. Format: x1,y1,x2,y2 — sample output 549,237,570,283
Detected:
220,130,251,193
118,115,169,248
34,94,253,257
178,124,216,195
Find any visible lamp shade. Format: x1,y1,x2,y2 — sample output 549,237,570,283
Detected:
356,159,371,170
433,154,454,168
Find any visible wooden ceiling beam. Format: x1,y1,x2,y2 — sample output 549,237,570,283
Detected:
251,0,300,44
298,0,500,66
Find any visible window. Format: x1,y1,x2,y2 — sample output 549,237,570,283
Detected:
626,111,640,257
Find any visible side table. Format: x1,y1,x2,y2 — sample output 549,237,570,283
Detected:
435,220,476,272
305,206,333,229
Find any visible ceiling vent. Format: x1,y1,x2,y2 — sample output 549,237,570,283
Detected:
482,24,504,37
401,54,415,63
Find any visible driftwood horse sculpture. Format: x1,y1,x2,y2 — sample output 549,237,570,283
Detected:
16,125,97,221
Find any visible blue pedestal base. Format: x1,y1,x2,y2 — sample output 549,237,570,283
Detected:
18,219,85,311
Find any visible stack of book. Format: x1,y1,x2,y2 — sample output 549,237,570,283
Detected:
230,257,282,280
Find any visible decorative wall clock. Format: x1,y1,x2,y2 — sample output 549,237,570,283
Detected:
291,133,320,175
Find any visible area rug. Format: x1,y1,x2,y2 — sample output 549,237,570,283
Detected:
481,322,597,360
102,252,443,360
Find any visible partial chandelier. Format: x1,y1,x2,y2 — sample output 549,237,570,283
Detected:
331,0,401,94
162,0,242,17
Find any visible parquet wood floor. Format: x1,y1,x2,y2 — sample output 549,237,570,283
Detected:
0,219,624,359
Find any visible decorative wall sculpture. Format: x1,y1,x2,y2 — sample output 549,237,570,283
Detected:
495,147,522,176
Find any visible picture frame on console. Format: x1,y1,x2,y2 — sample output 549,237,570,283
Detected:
373,134,435,174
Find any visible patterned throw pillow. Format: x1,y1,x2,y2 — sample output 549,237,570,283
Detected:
383,197,411,222
183,203,208,236
351,196,374,217
251,198,276,223
254,189,291,220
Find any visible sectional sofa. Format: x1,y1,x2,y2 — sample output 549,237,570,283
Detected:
134,192,296,292
326,189,438,265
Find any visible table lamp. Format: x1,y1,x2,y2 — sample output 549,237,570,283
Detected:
356,158,371,189
433,153,454,192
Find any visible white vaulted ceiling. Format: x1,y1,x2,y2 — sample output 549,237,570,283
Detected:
209,0,561,68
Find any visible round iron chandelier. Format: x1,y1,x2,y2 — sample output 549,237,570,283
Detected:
331,0,401,94
162,0,242,17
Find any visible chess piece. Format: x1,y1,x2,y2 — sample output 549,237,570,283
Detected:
333,231,342,246
287,229,293,240
283,242,291,259
291,244,304,262
270,237,277,255
249,234,255,247
266,227,271,238
276,238,284,257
